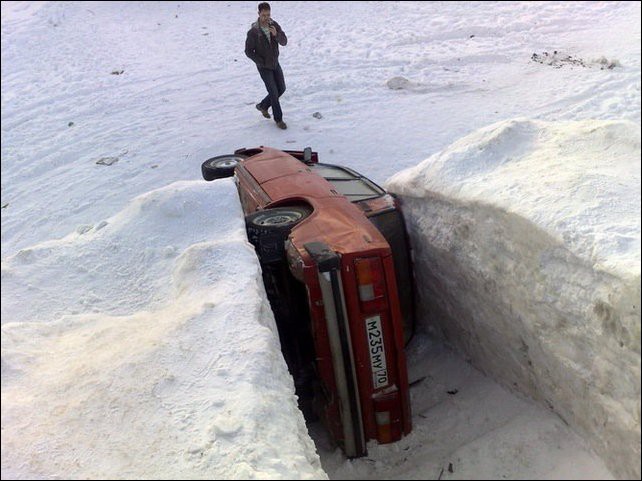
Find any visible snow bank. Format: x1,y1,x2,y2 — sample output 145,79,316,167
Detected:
1,179,326,480
386,119,641,480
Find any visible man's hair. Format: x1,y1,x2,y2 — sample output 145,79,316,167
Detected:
258,2,270,12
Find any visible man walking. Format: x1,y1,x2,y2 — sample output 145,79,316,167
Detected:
245,2,288,130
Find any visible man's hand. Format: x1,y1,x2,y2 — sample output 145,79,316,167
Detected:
269,25,277,36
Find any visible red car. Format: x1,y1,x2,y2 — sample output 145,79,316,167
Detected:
201,147,414,457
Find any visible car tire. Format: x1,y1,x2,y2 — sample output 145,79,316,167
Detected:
201,154,247,181
246,206,312,263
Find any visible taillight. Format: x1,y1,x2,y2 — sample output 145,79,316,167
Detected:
375,411,392,443
354,257,387,310
373,391,402,444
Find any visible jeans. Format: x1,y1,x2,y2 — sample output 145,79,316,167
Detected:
257,63,286,122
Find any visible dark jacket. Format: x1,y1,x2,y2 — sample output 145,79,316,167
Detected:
245,19,287,70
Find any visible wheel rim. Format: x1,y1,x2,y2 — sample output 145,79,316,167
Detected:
254,210,305,226
210,156,244,168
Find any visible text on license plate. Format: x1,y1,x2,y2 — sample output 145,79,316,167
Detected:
365,315,388,389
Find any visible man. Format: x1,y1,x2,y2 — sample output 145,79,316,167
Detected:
245,2,288,130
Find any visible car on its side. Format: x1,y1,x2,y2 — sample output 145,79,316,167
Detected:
201,146,414,457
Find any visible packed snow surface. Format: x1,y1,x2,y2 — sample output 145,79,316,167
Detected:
2,1,640,480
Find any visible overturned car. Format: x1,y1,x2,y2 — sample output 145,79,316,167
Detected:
201,147,414,457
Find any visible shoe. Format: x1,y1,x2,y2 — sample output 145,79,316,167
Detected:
276,121,287,130
256,104,270,119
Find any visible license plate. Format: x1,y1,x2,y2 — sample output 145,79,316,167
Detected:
365,315,388,389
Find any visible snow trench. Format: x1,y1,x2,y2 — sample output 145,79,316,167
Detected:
394,195,640,480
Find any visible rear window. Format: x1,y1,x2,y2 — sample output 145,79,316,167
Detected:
309,164,355,179
310,163,385,202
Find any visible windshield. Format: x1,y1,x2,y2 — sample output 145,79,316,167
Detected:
310,163,385,202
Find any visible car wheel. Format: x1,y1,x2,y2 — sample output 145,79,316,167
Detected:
246,206,312,263
201,154,247,181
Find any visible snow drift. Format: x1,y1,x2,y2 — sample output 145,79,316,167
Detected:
1,179,326,479
386,118,641,480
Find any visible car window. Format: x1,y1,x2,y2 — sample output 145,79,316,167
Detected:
309,164,355,179
310,163,385,201
328,179,383,201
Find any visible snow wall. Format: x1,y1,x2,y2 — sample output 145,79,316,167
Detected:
386,119,641,480
1,180,326,480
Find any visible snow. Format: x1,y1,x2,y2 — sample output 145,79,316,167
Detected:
2,179,324,479
1,1,640,480
386,118,641,480
314,334,615,480
387,118,641,279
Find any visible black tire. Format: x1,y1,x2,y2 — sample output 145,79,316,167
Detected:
201,154,247,181
246,206,312,263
